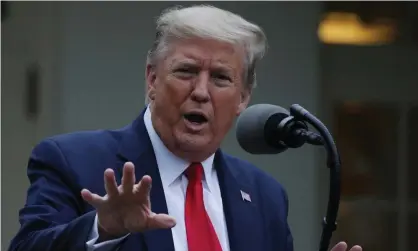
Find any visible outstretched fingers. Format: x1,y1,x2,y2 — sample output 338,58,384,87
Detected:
104,168,119,197
330,242,362,251
81,168,118,207
135,175,152,201
331,242,347,251
121,162,136,193
349,245,362,251
81,189,105,208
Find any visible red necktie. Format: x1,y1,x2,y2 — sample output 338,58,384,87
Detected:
185,163,223,251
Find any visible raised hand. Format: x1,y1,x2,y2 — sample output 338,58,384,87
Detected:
331,242,362,251
81,162,176,239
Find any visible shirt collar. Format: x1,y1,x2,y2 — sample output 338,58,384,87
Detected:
143,105,215,191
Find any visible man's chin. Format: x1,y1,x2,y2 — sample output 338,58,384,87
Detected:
178,137,210,149
174,133,213,155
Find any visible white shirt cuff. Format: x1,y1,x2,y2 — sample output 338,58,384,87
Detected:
86,213,130,251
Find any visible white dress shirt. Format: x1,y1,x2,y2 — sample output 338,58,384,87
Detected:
86,106,230,251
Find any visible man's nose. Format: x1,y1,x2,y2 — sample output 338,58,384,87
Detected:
190,73,210,103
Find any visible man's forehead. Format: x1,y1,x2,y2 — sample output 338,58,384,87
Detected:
168,50,243,70
172,56,234,65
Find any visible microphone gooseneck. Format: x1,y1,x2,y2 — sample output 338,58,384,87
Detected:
236,103,341,251
290,104,340,251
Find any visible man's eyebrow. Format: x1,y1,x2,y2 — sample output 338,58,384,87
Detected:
169,58,197,66
211,64,235,75
169,58,236,74
169,61,200,70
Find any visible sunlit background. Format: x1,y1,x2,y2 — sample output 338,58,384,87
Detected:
2,1,418,251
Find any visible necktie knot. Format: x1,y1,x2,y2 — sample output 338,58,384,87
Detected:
185,162,204,182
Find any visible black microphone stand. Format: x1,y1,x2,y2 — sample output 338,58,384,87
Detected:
289,104,341,251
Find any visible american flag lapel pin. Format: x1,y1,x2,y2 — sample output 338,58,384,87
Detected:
240,190,251,202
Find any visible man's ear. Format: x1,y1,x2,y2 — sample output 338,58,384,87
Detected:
145,64,157,101
236,88,252,116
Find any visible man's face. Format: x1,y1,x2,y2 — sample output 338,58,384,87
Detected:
146,38,251,161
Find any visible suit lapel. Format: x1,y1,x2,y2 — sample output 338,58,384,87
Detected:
215,151,263,251
116,109,175,251
115,109,264,251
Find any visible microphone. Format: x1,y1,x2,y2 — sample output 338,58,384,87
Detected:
235,104,323,154
237,103,341,251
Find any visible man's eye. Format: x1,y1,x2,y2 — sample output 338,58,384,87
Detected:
212,73,232,82
177,66,199,73
174,68,197,79
177,68,191,73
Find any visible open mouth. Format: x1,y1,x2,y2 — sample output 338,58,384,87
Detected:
183,112,208,125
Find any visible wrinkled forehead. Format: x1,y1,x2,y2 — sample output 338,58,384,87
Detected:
162,38,246,74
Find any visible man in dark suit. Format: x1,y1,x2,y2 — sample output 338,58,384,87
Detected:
9,5,362,251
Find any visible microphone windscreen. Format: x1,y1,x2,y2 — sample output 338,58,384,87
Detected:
235,104,289,154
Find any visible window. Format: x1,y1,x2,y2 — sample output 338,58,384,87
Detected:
330,102,417,251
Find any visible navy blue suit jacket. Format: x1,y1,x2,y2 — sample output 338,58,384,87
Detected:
9,109,293,251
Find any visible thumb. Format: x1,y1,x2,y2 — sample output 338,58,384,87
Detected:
147,213,176,230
